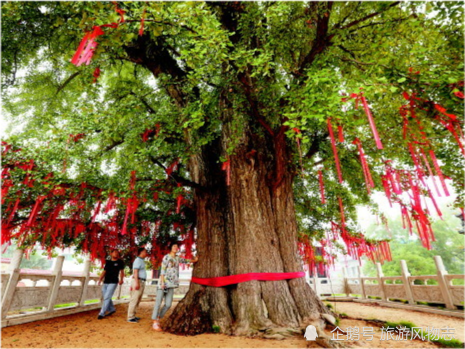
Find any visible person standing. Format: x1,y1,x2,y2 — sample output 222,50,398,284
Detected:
97,249,125,320
127,247,147,323
152,242,198,331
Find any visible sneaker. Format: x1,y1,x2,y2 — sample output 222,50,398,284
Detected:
152,320,162,331
134,317,141,321
97,315,104,320
107,310,116,316
127,318,139,323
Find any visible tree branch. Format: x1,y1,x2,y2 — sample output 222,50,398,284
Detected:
130,91,156,114
103,139,124,152
297,2,334,76
337,2,401,30
56,72,81,95
149,155,202,189
305,131,329,159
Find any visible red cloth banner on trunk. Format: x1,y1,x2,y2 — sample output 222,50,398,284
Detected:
192,272,305,287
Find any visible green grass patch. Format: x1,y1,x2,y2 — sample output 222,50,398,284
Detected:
54,303,77,309
84,299,100,304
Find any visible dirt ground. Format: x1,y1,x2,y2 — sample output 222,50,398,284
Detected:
1,301,462,348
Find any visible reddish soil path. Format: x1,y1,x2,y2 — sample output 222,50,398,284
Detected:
1,301,461,348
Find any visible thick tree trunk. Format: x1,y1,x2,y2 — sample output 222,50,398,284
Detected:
163,126,330,336
123,29,331,338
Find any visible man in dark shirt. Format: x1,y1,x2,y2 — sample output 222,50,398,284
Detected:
97,249,125,319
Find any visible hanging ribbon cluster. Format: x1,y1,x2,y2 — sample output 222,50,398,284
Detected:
303,78,462,266
331,220,392,265
1,143,194,267
381,161,443,250
298,235,333,276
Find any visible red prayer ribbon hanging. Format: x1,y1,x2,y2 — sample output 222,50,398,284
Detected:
92,67,101,83
352,138,374,194
293,128,304,173
327,118,343,183
318,169,326,204
139,7,146,36
338,125,344,143
70,26,105,67
349,92,383,149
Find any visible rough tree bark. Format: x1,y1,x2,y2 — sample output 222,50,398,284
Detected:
163,122,331,336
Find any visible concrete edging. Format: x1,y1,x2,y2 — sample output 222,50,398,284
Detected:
1,300,130,328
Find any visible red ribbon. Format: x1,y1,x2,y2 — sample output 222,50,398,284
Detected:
318,170,326,204
327,118,343,183
191,272,305,287
92,67,101,83
221,158,231,186
293,128,304,173
337,125,344,143
71,26,105,67
350,93,383,149
353,138,374,193
139,7,146,36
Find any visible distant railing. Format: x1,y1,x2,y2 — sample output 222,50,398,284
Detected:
1,251,463,328
343,257,463,310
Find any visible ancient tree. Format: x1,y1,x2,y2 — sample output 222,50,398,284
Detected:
2,1,463,336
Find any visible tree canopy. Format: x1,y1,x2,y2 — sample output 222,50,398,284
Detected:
2,1,464,268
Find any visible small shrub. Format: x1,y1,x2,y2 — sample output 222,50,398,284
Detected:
212,325,221,333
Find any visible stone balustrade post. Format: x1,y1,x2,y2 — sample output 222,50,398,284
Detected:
376,262,387,301
342,267,350,297
79,259,91,306
399,260,415,304
357,266,366,299
434,255,456,310
47,256,64,312
2,249,24,319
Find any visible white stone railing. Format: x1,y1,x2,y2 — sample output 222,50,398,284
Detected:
1,251,134,328
343,256,464,310
1,251,463,328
